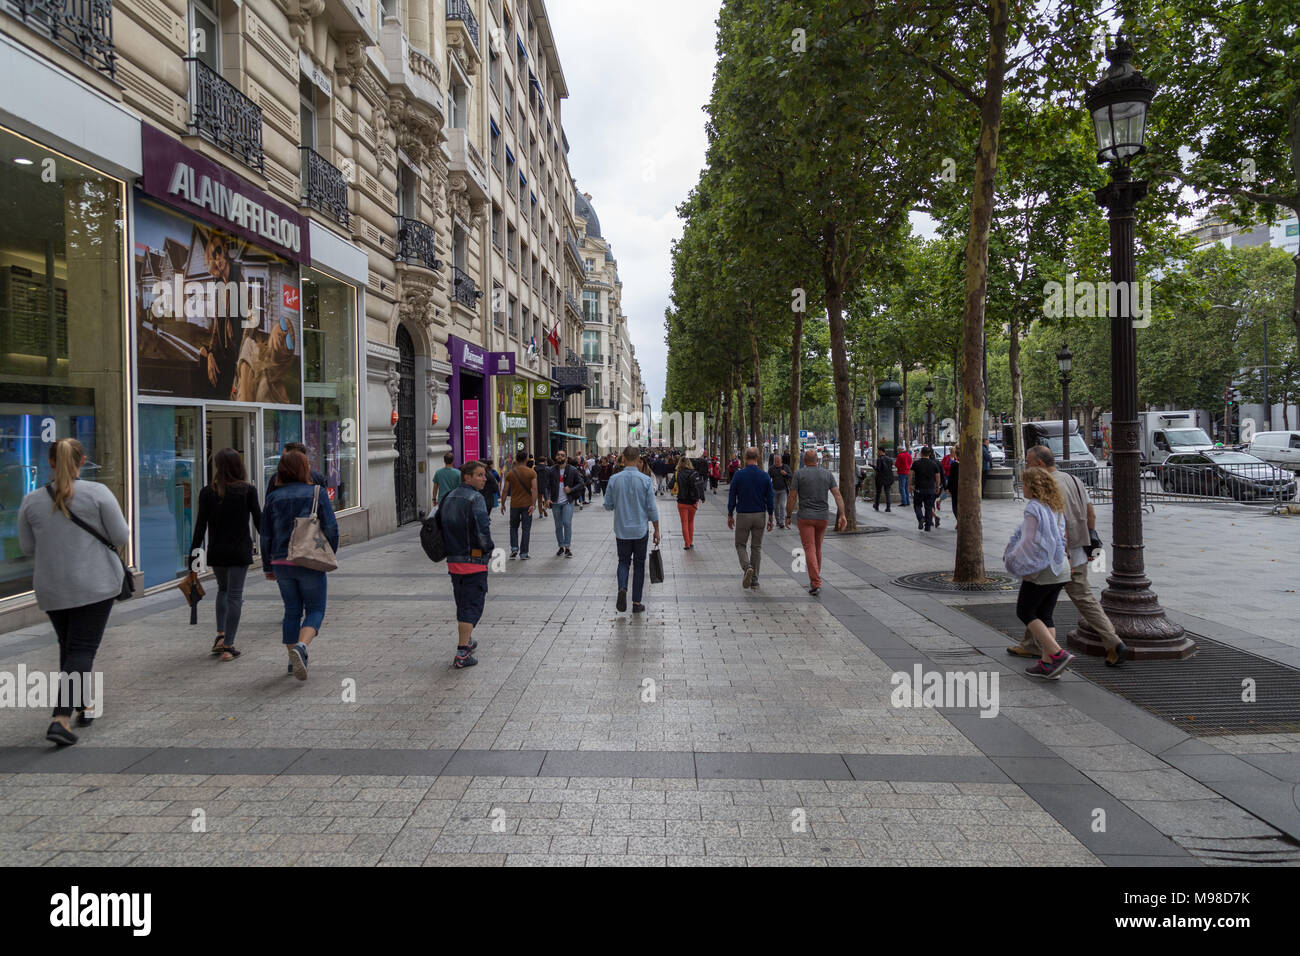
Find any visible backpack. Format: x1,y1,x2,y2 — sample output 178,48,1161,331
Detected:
420,508,447,562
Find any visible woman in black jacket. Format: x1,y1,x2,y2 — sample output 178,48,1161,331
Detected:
191,448,261,661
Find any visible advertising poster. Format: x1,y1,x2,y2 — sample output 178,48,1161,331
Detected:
133,199,302,404
463,400,480,460
495,378,530,469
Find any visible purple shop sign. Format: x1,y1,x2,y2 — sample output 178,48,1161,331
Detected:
489,351,515,376
139,124,311,265
449,334,487,373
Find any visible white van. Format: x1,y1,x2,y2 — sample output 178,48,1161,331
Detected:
1248,431,1300,470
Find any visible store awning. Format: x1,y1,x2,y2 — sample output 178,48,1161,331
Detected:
551,431,585,440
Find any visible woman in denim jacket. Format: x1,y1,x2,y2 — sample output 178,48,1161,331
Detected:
261,450,338,681
1004,467,1074,680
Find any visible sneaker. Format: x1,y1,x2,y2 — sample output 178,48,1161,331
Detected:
520,553,530,561
809,586,821,596
750,579,759,589
1025,651,1075,680
454,648,478,668
463,638,479,653
1006,644,1039,658
742,566,755,589
616,588,627,612
934,515,940,528
557,547,565,557
918,520,924,530
511,550,518,559
46,722,77,746
1105,641,1129,668
632,603,646,613
564,548,573,558
289,643,309,681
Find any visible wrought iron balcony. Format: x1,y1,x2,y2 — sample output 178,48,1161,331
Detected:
185,58,264,172
565,234,582,266
299,147,349,228
5,0,116,78
395,216,440,271
564,291,581,316
445,0,479,49
451,266,480,309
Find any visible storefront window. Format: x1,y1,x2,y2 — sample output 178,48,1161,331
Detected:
137,405,198,587
262,409,302,491
302,269,359,509
495,377,531,470
0,126,127,600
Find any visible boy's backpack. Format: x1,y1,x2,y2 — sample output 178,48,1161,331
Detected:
420,508,447,562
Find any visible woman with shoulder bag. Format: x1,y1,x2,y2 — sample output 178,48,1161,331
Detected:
261,450,338,681
18,438,130,745
191,448,261,662
671,456,701,550
1004,467,1075,680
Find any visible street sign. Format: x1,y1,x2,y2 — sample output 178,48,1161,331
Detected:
799,430,808,438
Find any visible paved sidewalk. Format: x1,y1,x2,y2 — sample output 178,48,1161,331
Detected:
0,484,1295,866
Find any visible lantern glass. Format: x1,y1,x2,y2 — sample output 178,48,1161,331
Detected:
1057,347,1073,373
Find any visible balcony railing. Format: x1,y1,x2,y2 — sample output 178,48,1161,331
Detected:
185,58,264,172
583,354,603,365
395,216,440,271
299,147,349,228
451,266,479,309
565,291,580,315
5,0,116,78
445,0,479,49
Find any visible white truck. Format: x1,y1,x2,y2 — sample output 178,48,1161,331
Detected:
1139,410,1216,466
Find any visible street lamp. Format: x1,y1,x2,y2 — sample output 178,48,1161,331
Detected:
856,396,867,462
1056,344,1073,462
923,383,935,446
877,380,902,454
1077,34,1192,659
747,393,756,449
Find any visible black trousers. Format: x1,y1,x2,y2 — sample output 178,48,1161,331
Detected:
875,480,893,509
1016,581,1066,628
46,597,114,717
913,490,936,529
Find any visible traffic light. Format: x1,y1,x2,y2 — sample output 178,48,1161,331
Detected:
1225,385,1234,406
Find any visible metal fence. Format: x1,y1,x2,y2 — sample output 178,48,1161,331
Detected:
1013,459,1300,512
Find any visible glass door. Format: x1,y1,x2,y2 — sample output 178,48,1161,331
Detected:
138,405,200,587
205,408,255,490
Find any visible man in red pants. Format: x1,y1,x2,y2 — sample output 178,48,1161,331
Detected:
786,449,848,596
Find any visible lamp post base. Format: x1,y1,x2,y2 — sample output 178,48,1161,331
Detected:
1067,573,1195,660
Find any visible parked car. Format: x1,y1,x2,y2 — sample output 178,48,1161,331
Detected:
1159,451,1298,501
1248,431,1300,471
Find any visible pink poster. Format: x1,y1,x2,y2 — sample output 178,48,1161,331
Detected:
462,400,480,462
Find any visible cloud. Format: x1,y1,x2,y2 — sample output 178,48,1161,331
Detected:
548,0,722,412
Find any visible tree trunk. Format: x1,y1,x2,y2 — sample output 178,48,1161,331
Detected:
751,320,763,455
789,308,804,473
869,368,878,452
954,0,1009,583
722,374,732,464
825,281,858,530
901,366,909,447
1010,307,1024,473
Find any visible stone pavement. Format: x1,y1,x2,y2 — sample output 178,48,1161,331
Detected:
0,481,1297,866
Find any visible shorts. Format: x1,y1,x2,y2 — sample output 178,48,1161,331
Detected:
450,570,489,625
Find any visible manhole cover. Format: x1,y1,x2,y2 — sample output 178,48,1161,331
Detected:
959,602,1300,735
893,571,1018,592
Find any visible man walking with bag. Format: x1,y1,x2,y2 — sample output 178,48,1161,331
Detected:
441,460,494,669
727,447,774,590
604,446,660,614
500,449,539,560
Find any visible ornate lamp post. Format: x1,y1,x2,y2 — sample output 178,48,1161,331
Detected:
1072,35,1192,659
856,396,867,461
747,394,757,449
923,383,935,446
876,381,902,454
1056,344,1073,461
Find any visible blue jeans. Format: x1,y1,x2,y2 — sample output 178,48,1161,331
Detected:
274,564,327,645
898,474,911,505
552,500,573,547
616,534,648,603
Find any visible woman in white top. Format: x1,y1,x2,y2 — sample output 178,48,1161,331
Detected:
18,438,130,746
1004,467,1075,680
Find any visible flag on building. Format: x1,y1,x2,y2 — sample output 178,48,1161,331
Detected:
546,325,560,354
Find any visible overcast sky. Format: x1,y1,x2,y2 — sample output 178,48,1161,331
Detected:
548,0,722,414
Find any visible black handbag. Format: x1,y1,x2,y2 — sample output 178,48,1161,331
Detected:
46,485,134,601
648,546,664,584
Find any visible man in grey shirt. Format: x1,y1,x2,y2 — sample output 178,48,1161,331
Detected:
786,449,847,595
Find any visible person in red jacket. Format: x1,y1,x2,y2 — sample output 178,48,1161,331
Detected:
894,447,914,506
709,457,721,493
727,457,741,482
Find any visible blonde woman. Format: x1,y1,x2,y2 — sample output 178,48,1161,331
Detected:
18,438,130,745
1003,466,1075,679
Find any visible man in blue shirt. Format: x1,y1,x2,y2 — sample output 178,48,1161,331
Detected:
727,447,774,589
603,445,661,614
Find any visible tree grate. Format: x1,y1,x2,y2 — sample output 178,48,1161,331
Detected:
959,602,1300,735
893,571,1018,592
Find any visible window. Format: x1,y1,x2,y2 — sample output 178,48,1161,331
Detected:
452,224,467,271
189,0,221,71
507,224,517,265
508,295,517,335
505,151,515,196
531,255,539,288
302,269,359,513
584,258,594,272
582,290,600,323
380,0,398,19
299,76,317,152
492,281,504,328
490,122,500,169
450,78,468,130
588,371,602,408
491,206,502,249
583,331,601,363
397,163,418,219
1291,435,1300,450
521,305,529,344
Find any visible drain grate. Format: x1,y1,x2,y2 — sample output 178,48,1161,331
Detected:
959,602,1300,735
894,571,1018,592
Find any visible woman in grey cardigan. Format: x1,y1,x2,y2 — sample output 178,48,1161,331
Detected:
18,438,130,746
